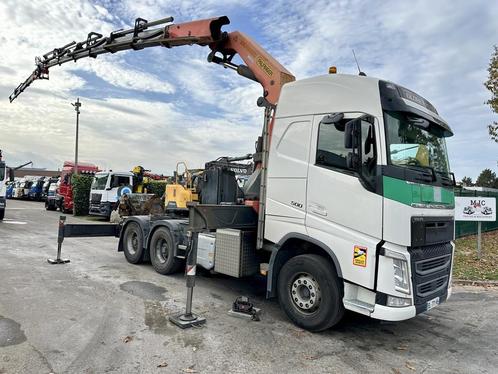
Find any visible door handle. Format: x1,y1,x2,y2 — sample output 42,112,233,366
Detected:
308,202,327,216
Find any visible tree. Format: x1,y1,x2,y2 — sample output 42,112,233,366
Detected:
461,176,473,186
475,168,497,188
484,46,498,142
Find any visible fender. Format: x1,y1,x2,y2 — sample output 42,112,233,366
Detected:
117,216,152,252
146,219,189,257
266,232,343,298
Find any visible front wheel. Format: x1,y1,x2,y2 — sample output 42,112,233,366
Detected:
149,227,183,275
277,254,344,332
0,208,4,220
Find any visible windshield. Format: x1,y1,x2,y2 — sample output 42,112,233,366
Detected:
384,111,450,176
91,174,108,190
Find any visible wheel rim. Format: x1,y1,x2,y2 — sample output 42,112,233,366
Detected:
126,230,139,255
154,237,169,264
290,273,321,314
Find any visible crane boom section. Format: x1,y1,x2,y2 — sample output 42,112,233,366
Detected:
9,15,295,106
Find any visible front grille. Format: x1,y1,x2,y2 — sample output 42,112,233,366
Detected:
91,193,102,203
417,275,448,297
415,254,451,275
408,242,452,314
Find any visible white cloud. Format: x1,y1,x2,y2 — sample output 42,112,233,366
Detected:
0,0,174,97
73,57,175,95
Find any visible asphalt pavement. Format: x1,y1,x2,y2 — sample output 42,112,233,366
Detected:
0,199,497,373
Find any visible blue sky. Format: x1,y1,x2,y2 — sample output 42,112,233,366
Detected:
0,0,496,181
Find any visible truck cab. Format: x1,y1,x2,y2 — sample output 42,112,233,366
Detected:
28,176,46,201
89,171,134,218
14,178,31,199
264,74,454,327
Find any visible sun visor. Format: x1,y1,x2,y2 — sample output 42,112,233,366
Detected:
379,80,453,137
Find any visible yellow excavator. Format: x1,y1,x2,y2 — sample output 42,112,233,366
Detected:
165,162,201,209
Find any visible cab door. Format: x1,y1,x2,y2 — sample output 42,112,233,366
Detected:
305,114,383,288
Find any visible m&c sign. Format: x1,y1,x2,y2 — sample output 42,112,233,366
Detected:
455,197,496,221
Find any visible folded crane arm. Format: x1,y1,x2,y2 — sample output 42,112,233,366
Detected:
9,15,295,106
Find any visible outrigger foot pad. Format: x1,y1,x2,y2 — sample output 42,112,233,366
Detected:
169,313,206,329
47,258,70,264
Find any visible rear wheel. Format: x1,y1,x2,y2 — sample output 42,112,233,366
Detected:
277,254,344,332
123,222,145,264
0,208,4,221
149,227,183,275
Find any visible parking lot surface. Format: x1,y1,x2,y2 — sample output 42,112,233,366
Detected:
0,199,497,373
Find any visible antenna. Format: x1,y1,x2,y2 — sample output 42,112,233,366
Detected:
352,49,366,76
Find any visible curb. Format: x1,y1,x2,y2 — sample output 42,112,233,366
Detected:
453,279,498,287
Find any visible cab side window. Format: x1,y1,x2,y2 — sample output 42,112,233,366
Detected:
111,176,130,188
316,119,349,170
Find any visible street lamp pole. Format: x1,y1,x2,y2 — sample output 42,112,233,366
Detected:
71,98,81,174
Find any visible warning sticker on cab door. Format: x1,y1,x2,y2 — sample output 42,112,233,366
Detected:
353,246,367,267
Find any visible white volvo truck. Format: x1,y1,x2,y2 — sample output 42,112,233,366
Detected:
9,15,455,331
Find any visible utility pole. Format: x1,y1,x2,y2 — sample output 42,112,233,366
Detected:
71,98,81,174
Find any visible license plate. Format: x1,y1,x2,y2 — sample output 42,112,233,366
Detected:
426,297,440,311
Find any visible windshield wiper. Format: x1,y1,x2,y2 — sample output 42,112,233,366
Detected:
435,170,455,187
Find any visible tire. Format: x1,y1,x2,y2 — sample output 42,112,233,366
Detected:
277,254,344,332
45,200,56,211
60,200,70,214
123,222,145,264
0,208,4,221
149,227,183,275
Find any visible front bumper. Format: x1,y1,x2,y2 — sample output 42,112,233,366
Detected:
89,202,113,217
370,304,416,321
0,197,5,209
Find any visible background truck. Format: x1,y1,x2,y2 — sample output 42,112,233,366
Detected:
44,178,60,210
11,15,456,331
41,177,59,201
0,151,30,220
46,161,100,213
28,176,46,201
89,171,134,218
90,166,169,219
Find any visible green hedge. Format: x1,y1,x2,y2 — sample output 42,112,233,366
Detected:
72,174,93,216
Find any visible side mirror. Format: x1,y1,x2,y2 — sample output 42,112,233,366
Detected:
344,119,359,149
106,187,112,191
8,168,14,182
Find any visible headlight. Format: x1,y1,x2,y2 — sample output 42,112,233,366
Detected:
393,258,411,294
382,248,412,295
